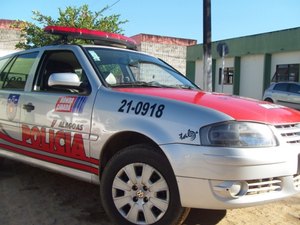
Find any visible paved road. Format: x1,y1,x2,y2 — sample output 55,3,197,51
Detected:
0,159,299,225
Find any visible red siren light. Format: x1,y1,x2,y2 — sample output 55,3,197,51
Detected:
44,26,137,50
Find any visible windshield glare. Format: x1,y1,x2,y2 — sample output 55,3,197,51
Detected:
86,47,198,89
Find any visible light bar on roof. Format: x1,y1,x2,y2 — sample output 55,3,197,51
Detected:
44,26,137,50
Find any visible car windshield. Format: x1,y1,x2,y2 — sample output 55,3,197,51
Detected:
85,47,198,90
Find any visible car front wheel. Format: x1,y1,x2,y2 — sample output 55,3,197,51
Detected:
100,144,190,225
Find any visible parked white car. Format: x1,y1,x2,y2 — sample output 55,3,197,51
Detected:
263,82,300,110
0,26,299,225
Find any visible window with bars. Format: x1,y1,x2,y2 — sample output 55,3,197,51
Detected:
218,67,234,85
272,64,299,82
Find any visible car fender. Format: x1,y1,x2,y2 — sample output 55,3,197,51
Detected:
89,87,233,160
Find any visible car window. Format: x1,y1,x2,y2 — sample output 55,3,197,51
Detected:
97,63,124,85
0,52,38,91
86,47,197,89
34,50,90,94
130,62,183,85
273,83,288,92
288,84,300,94
0,57,10,71
0,57,11,88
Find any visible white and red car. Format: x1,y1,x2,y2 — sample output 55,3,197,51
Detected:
0,26,299,225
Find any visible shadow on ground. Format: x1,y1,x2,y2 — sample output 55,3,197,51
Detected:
183,209,226,225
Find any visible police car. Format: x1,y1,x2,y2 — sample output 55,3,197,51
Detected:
0,26,299,225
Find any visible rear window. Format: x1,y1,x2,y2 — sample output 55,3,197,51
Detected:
0,57,10,72
289,84,300,94
0,52,38,91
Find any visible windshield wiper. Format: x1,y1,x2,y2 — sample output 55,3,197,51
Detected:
112,82,197,90
170,84,197,90
112,81,166,88
133,81,166,87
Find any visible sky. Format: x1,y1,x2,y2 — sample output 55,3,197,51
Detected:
1,0,300,43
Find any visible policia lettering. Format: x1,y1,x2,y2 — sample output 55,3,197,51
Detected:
22,125,86,159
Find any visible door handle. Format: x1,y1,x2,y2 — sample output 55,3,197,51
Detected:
23,103,35,112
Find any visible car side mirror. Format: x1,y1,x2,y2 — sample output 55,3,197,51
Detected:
48,73,81,87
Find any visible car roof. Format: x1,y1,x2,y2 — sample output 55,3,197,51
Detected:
273,81,300,84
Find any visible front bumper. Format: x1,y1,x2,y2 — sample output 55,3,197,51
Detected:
161,144,300,209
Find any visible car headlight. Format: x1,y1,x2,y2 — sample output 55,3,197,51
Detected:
200,121,277,147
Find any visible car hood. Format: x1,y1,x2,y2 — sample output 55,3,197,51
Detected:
114,87,300,124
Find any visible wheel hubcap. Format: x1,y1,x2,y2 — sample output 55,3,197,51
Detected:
112,163,170,224
136,190,145,198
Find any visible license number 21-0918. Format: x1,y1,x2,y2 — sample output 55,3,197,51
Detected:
118,99,165,118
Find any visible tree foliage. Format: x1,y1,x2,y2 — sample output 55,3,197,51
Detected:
13,4,128,49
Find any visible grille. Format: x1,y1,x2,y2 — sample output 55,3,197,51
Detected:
274,123,300,144
246,178,282,195
294,174,300,190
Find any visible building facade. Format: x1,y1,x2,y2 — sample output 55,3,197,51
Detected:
0,20,197,76
0,19,21,57
186,27,300,100
131,34,196,75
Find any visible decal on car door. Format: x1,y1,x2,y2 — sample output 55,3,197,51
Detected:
55,96,87,113
7,94,20,121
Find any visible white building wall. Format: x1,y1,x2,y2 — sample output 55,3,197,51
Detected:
192,52,300,99
215,57,234,94
0,28,21,54
195,60,204,89
195,58,235,94
240,55,264,99
140,42,188,75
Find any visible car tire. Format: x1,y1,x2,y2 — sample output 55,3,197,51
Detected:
0,157,4,168
264,98,273,103
100,144,190,225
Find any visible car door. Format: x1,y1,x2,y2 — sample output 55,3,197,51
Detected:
272,83,289,106
19,49,99,175
286,83,300,110
0,51,39,152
